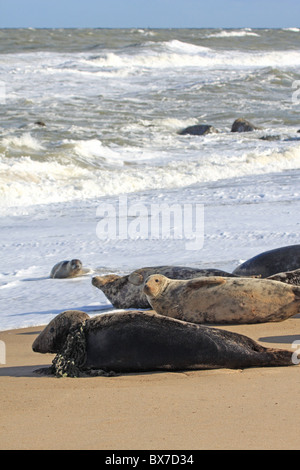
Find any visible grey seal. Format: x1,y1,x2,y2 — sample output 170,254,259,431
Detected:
233,244,300,278
50,259,88,279
128,265,236,286
231,118,261,132
92,266,236,309
268,268,300,286
144,274,300,324
32,310,294,375
92,273,150,309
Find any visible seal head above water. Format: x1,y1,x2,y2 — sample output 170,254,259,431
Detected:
32,310,294,375
50,259,87,279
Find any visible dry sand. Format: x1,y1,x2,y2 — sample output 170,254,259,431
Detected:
1,315,300,450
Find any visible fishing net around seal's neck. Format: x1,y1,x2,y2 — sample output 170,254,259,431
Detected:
51,321,88,377
36,321,117,378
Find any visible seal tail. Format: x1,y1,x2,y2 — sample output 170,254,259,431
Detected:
266,298,300,322
258,348,294,367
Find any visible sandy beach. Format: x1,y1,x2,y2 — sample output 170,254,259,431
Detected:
1,315,300,450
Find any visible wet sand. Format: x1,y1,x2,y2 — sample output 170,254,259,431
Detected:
1,316,300,450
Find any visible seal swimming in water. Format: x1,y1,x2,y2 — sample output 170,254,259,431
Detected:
32,310,294,375
50,259,88,279
92,266,236,309
231,118,261,132
144,274,300,324
232,244,300,278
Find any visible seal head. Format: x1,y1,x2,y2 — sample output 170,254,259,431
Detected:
143,274,169,298
92,273,150,309
32,310,89,354
92,274,121,288
50,259,83,279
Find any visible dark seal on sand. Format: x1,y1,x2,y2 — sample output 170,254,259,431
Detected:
32,310,294,377
233,244,300,278
268,268,300,286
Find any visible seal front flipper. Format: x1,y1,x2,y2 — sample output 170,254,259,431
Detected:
186,277,226,289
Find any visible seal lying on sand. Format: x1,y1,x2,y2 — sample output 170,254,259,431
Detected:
50,259,88,279
92,274,150,309
128,265,236,286
144,274,300,324
268,268,300,286
232,244,300,278
92,266,236,309
32,310,294,376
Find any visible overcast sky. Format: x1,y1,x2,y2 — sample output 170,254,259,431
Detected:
1,0,300,29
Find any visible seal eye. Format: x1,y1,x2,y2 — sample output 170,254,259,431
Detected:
155,278,159,283
50,327,55,334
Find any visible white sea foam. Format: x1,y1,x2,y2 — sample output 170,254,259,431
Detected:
283,27,300,32
1,142,300,210
1,133,44,152
86,42,300,70
206,30,260,38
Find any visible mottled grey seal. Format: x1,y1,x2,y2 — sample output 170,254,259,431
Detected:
144,274,300,324
92,266,236,309
268,268,300,286
233,244,300,278
50,259,88,279
32,310,294,375
92,274,150,309
129,265,236,286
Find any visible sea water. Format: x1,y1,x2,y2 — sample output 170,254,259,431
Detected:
0,28,300,330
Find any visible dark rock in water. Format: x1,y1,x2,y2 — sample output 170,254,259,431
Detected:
231,118,261,133
297,129,300,133
259,135,281,141
178,124,218,136
35,121,46,127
